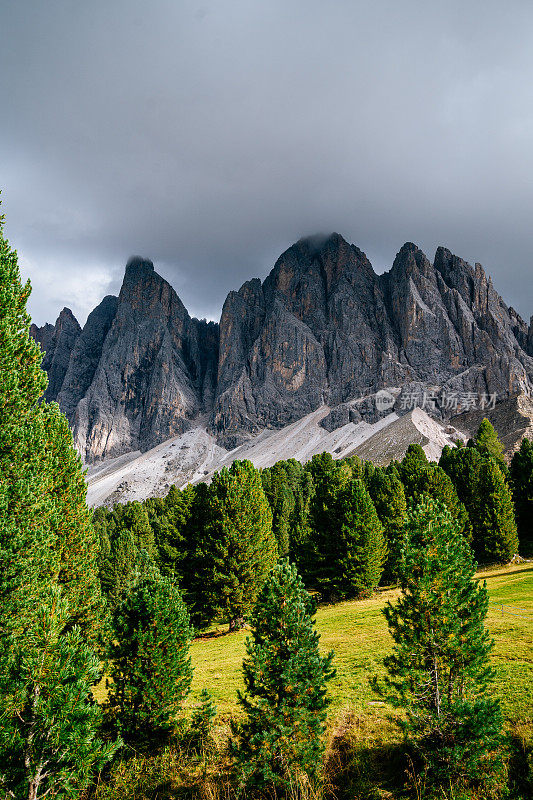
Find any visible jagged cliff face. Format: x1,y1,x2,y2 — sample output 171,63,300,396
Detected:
212,235,533,446
34,257,219,461
31,308,82,402
33,236,533,460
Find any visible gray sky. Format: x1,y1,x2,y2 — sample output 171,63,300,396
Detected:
1,0,533,326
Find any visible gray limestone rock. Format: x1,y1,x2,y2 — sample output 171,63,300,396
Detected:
70,257,219,461
31,308,81,401
37,236,533,458
57,295,118,422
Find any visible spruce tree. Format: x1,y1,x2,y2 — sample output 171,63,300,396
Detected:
368,468,408,582
510,437,533,554
476,459,519,563
379,497,503,789
192,460,277,630
107,568,193,744
235,560,335,791
470,418,507,475
311,478,386,599
0,205,114,798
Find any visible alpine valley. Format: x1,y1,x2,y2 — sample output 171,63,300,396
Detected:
32,233,533,505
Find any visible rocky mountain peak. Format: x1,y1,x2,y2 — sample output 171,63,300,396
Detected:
391,241,433,279
31,308,82,402
118,254,190,323
37,234,533,461
125,255,155,276
57,306,79,325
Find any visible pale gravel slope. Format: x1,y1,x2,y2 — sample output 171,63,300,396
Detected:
86,406,465,508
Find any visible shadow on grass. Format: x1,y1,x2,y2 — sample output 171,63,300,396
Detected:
506,731,533,800
324,713,407,799
479,564,533,582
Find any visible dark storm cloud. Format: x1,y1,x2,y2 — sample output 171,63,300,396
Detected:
1,0,533,325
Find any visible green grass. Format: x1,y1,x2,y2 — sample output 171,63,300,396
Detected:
94,564,533,800
186,563,533,733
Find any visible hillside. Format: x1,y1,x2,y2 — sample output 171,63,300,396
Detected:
86,406,466,506
185,563,533,719
91,563,533,733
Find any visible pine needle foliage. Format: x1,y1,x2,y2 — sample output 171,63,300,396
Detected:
234,560,335,792
510,437,533,554
308,473,386,600
193,460,277,630
476,459,519,563
367,468,408,582
0,202,114,799
440,443,518,563
1,589,117,800
107,569,193,744
189,689,218,752
470,418,508,475
379,497,503,789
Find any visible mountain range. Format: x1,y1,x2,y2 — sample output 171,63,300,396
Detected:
32,233,533,471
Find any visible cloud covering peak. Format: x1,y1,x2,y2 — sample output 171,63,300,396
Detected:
1,0,532,325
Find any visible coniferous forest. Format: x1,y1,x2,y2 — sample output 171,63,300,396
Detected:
3,206,533,800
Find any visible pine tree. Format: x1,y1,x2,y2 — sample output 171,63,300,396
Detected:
470,418,507,475
192,460,277,630
113,500,156,556
311,478,386,599
262,462,296,557
107,568,193,744
399,443,429,489
189,689,218,752
0,204,114,798
379,497,503,789
42,402,103,638
235,560,335,791
147,483,194,579
1,589,117,800
304,453,351,588
368,468,408,582
288,468,315,567
441,444,518,563
476,459,519,563
99,530,140,611
510,437,533,554
401,447,469,533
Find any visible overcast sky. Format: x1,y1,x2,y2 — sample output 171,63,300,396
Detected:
1,0,533,326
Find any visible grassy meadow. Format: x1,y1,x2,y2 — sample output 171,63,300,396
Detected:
94,564,533,799
185,563,533,732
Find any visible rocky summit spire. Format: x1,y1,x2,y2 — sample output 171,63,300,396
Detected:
31,308,82,402
37,237,533,461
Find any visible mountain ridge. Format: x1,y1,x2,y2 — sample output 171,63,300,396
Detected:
32,233,533,462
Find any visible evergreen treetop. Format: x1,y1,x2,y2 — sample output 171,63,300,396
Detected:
380,497,503,787
107,567,193,744
193,460,277,630
510,437,533,554
0,203,114,798
235,560,335,790
470,418,507,473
